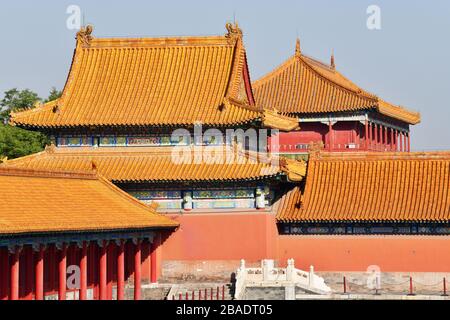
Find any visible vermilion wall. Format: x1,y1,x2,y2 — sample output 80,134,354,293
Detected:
278,235,450,272
163,212,278,261
332,121,360,148
161,213,450,273
268,122,370,152
268,123,327,153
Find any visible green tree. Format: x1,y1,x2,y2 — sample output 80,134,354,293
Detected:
0,88,59,160
0,88,41,123
0,125,49,159
45,87,62,103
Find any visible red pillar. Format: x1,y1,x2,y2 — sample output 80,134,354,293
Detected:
0,247,8,300
390,128,394,151
394,130,398,151
134,239,142,300
364,120,369,150
107,243,113,300
117,240,125,301
10,247,20,300
48,245,55,293
368,122,372,150
379,124,383,150
58,243,67,300
407,132,411,152
151,234,161,283
79,241,87,300
400,131,404,152
384,126,388,151
35,245,44,300
99,241,107,300
374,124,378,150
89,242,98,299
24,246,33,300
326,121,333,151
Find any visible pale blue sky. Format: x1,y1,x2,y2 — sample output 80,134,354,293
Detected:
0,0,449,150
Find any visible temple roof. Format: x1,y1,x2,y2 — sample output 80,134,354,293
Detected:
1,145,306,183
10,24,262,128
277,151,450,222
0,166,178,236
253,40,421,125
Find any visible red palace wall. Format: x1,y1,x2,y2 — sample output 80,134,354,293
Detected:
277,236,450,272
268,122,367,153
268,123,327,153
163,212,278,262
332,121,362,149
162,213,450,274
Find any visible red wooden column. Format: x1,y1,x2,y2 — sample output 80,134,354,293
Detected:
394,130,398,151
48,245,55,293
327,121,333,151
58,243,67,300
400,131,404,152
364,120,369,150
373,123,378,150
34,245,45,300
407,132,411,152
117,240,125,301
99,241,107,300
106,241,114,300
379,124,383,150
0,247,8,300
390,128,394,151
24,246,33,300
384,126,388,151
10,246,20,300
89,242,98,299
79,241,87,300
134,239,142,300
150,233,161,284
368,122,372,150
405,132,409,152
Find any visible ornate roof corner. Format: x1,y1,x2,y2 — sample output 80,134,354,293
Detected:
262,109,300,131
280,157,307,182
91,160,98,172
76,24,94,45
44,143,56,154
330,51,335,69
308,141,324,158
225,22,243,40
52,104,59,114
295,38,301,57
149,201,160,211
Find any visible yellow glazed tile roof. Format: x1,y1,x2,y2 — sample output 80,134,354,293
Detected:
10,24,261,128
0,166,178,236
2,145,306,183
277,151,450,222
253,40,421,125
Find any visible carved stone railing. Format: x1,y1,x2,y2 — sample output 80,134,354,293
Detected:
234,259,332,299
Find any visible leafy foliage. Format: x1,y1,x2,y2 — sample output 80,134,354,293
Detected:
0,124,49,159
45,87,62,103
0,88,40,123
0,88,58,160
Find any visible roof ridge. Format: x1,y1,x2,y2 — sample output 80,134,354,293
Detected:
10,23,260,129
0,166,97,180
310,151,450,161
253,53,377,101
298,55,377,100
253,55,297,88
1,148,49,165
